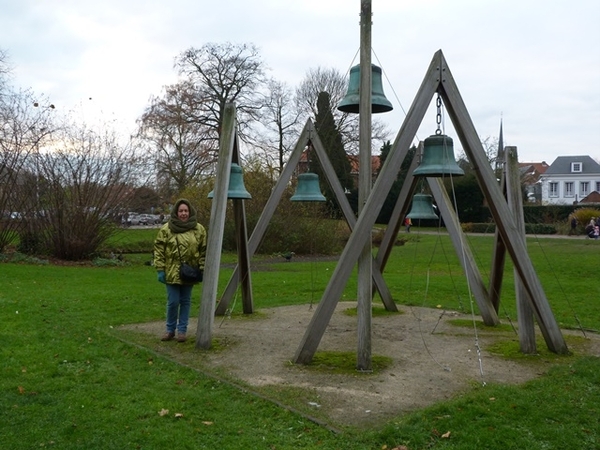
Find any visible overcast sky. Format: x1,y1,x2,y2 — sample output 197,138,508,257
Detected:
2,0,599,164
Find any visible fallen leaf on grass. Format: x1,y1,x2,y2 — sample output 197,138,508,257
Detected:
202,421,213,426
158,409,169,416
441,431,451,438
174,413,184,418
18,386,25,394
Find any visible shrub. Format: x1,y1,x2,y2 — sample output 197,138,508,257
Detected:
572,207,600,234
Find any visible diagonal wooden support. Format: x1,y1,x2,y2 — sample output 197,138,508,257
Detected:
437,54,567,354
216,119,396,314
427,177,499,325
310,130,397,312
374,145,421,274
294,49,567,364
293,51,441,364
215,120,314,315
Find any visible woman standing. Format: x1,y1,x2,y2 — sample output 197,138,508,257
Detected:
153,199,207,342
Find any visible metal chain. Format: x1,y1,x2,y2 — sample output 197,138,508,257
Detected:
435,94,442,135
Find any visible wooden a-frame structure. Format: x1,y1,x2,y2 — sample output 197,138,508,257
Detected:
197,50,568,361
292,49,568,363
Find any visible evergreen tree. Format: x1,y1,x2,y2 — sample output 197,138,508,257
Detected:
313,91,353,216
375,141,417,224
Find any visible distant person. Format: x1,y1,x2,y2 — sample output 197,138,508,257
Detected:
594,225,600,240
569,216,577,235
153,199,207,343
405,217,412,233
585,219,595,239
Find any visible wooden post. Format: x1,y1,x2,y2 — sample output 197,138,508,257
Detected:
428,177,499,325
196,104,236,349
357,0,373,371
438,53,568,354
233,199,253,314
294,52,440,365
505,146,536,353
294,50,567,364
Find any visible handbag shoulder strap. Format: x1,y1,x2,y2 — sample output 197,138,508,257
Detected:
174,235,183,263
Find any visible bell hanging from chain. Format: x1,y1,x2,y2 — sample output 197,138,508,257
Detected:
406,194,439,220
208,163,252,199
337,64,393,114
412,134,465,177
290,173,326,202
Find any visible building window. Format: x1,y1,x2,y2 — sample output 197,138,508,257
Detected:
580,182,589,197
596,181,600,192
549,182,559,197
571,162,582,172
565,182,574,197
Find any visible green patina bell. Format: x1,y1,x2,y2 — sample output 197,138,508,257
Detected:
407,194,439,220
208,163,251,199
290,173,326,202
337,64,393,114
413,134,464,177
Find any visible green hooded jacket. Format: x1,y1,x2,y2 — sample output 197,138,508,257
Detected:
153,199,207,285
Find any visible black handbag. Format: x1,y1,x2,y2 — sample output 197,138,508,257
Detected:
179,263,203,283
176,236,203,283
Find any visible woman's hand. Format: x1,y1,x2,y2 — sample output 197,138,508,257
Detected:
157,271,166,284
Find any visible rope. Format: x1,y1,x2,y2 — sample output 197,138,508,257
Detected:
442,108,486,385
408,217,451,372
372,48,421,147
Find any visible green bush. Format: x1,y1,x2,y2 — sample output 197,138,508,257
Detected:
179,162,348,256
572,207,600,234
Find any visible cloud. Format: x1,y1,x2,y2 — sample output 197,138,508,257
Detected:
1,0,599,162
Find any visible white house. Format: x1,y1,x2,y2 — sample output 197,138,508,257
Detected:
539,155,600,205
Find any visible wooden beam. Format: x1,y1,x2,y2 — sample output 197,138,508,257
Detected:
505,146,536,353
214,120,314,315
428,177,499,325
233,199,253,314
375,146,420,271
293,51,442,364
437,53,568,354
196,103,236,349
310,127,397,312
357,0,374,371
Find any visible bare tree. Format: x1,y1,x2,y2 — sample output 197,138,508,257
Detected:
0,48,11,95
36,121,146,260
295,66,390,154
0,87,56,252
137,80,214,196
175,42,268,145
254,79,301,173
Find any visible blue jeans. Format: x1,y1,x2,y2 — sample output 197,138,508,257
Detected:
165,284,194,334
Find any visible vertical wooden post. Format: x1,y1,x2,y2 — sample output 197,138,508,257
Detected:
233,199,253,314
294,52,440,365
357,0,373,371
196,104,236,349
439,54,568,354
505,146,536,353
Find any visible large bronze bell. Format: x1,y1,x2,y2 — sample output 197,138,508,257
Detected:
406,194,439,220
337,64,393,114
208,163,252,199
290,173,326,202
413,134,465,177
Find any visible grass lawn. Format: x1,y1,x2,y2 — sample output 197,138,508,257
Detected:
0,229,598,449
